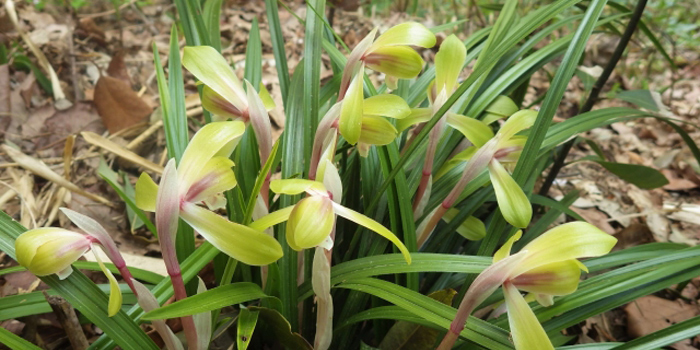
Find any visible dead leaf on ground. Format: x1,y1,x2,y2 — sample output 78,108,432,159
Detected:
94,75,151,134
625,296,698,349
662,169,698,191
571,207,616,234
613,223,654,249
106,51,131,85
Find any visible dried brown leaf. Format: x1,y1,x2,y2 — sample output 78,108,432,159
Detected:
106,51,131,85
94,75,151,133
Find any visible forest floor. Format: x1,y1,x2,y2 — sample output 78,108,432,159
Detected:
0,0,699,348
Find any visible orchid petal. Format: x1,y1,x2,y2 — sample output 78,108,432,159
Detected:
339,28,377,99
485,96,518,119
316,131,338,180
332,203,411,264
368,22,436,51
56,267,73,280
435,146,477,180
132,280,184,350
442,209,486,241
183,46,247,111
495,136,527,165
93,247,122,317
514,222,617,276
156,159,180,242
246,80,273,162
194,278,212,350
385,75,398,90
180,203,283,265
364,46,425,79
503,283,555,350
249,205,294,232
496,109,538,144
339,65,365,145
458,252,529,319
494,230,522,262
179,121,245,188
511,260,582,297
435,35,466,94
186,156,237,204
259,82,276,111
270,179,325,195
202,85,245,121
15,228,91,276
135,173,158,212
357,142,371,157
362,94,411,119
358,116,398,146
313,246,333,350
60,208,124,265
488,159,532,228
396,108,431,133
446,113,494,148
321,160,343,204
286,196,335,250
535,294,555,307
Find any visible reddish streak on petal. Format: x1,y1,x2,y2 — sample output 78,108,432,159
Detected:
494,146,521,160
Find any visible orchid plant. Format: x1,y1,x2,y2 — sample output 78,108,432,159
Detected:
5,1,697,350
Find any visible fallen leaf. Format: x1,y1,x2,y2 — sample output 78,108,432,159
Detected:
613,223,654,249
106,51,131,85
94,75,152,134
571,207,616,234
75,17,107,45
625,296,698,347
662,169,698,191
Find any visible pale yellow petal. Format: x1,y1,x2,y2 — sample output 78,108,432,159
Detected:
503,283,555,350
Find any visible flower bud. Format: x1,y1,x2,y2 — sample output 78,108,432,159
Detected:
15,228,92,279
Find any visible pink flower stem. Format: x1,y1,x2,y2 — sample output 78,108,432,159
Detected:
88,236,139,295
416,141,497,244
412,118,444,212
161,235,199,350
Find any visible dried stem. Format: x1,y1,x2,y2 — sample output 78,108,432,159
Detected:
44,292,90,350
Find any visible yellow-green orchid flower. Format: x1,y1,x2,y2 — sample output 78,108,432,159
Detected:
338,23,436,145
182,46,275,191
15,208,140,317
265,161,411,263
417,108,538,247
438,222,617,350
135,121,283,266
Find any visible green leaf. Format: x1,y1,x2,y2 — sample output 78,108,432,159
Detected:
264,0,290,104
142,282,267,320
594,161,669,189
615,89,662,111
97,159,156,236
237,307,260,350
202,0,224,51
276,64,306,331
244,18,263,90
337,277,514,349
0,327,42,350
303,0,325,159
248,306,313,350
298,253,491,301
378,289,456,350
